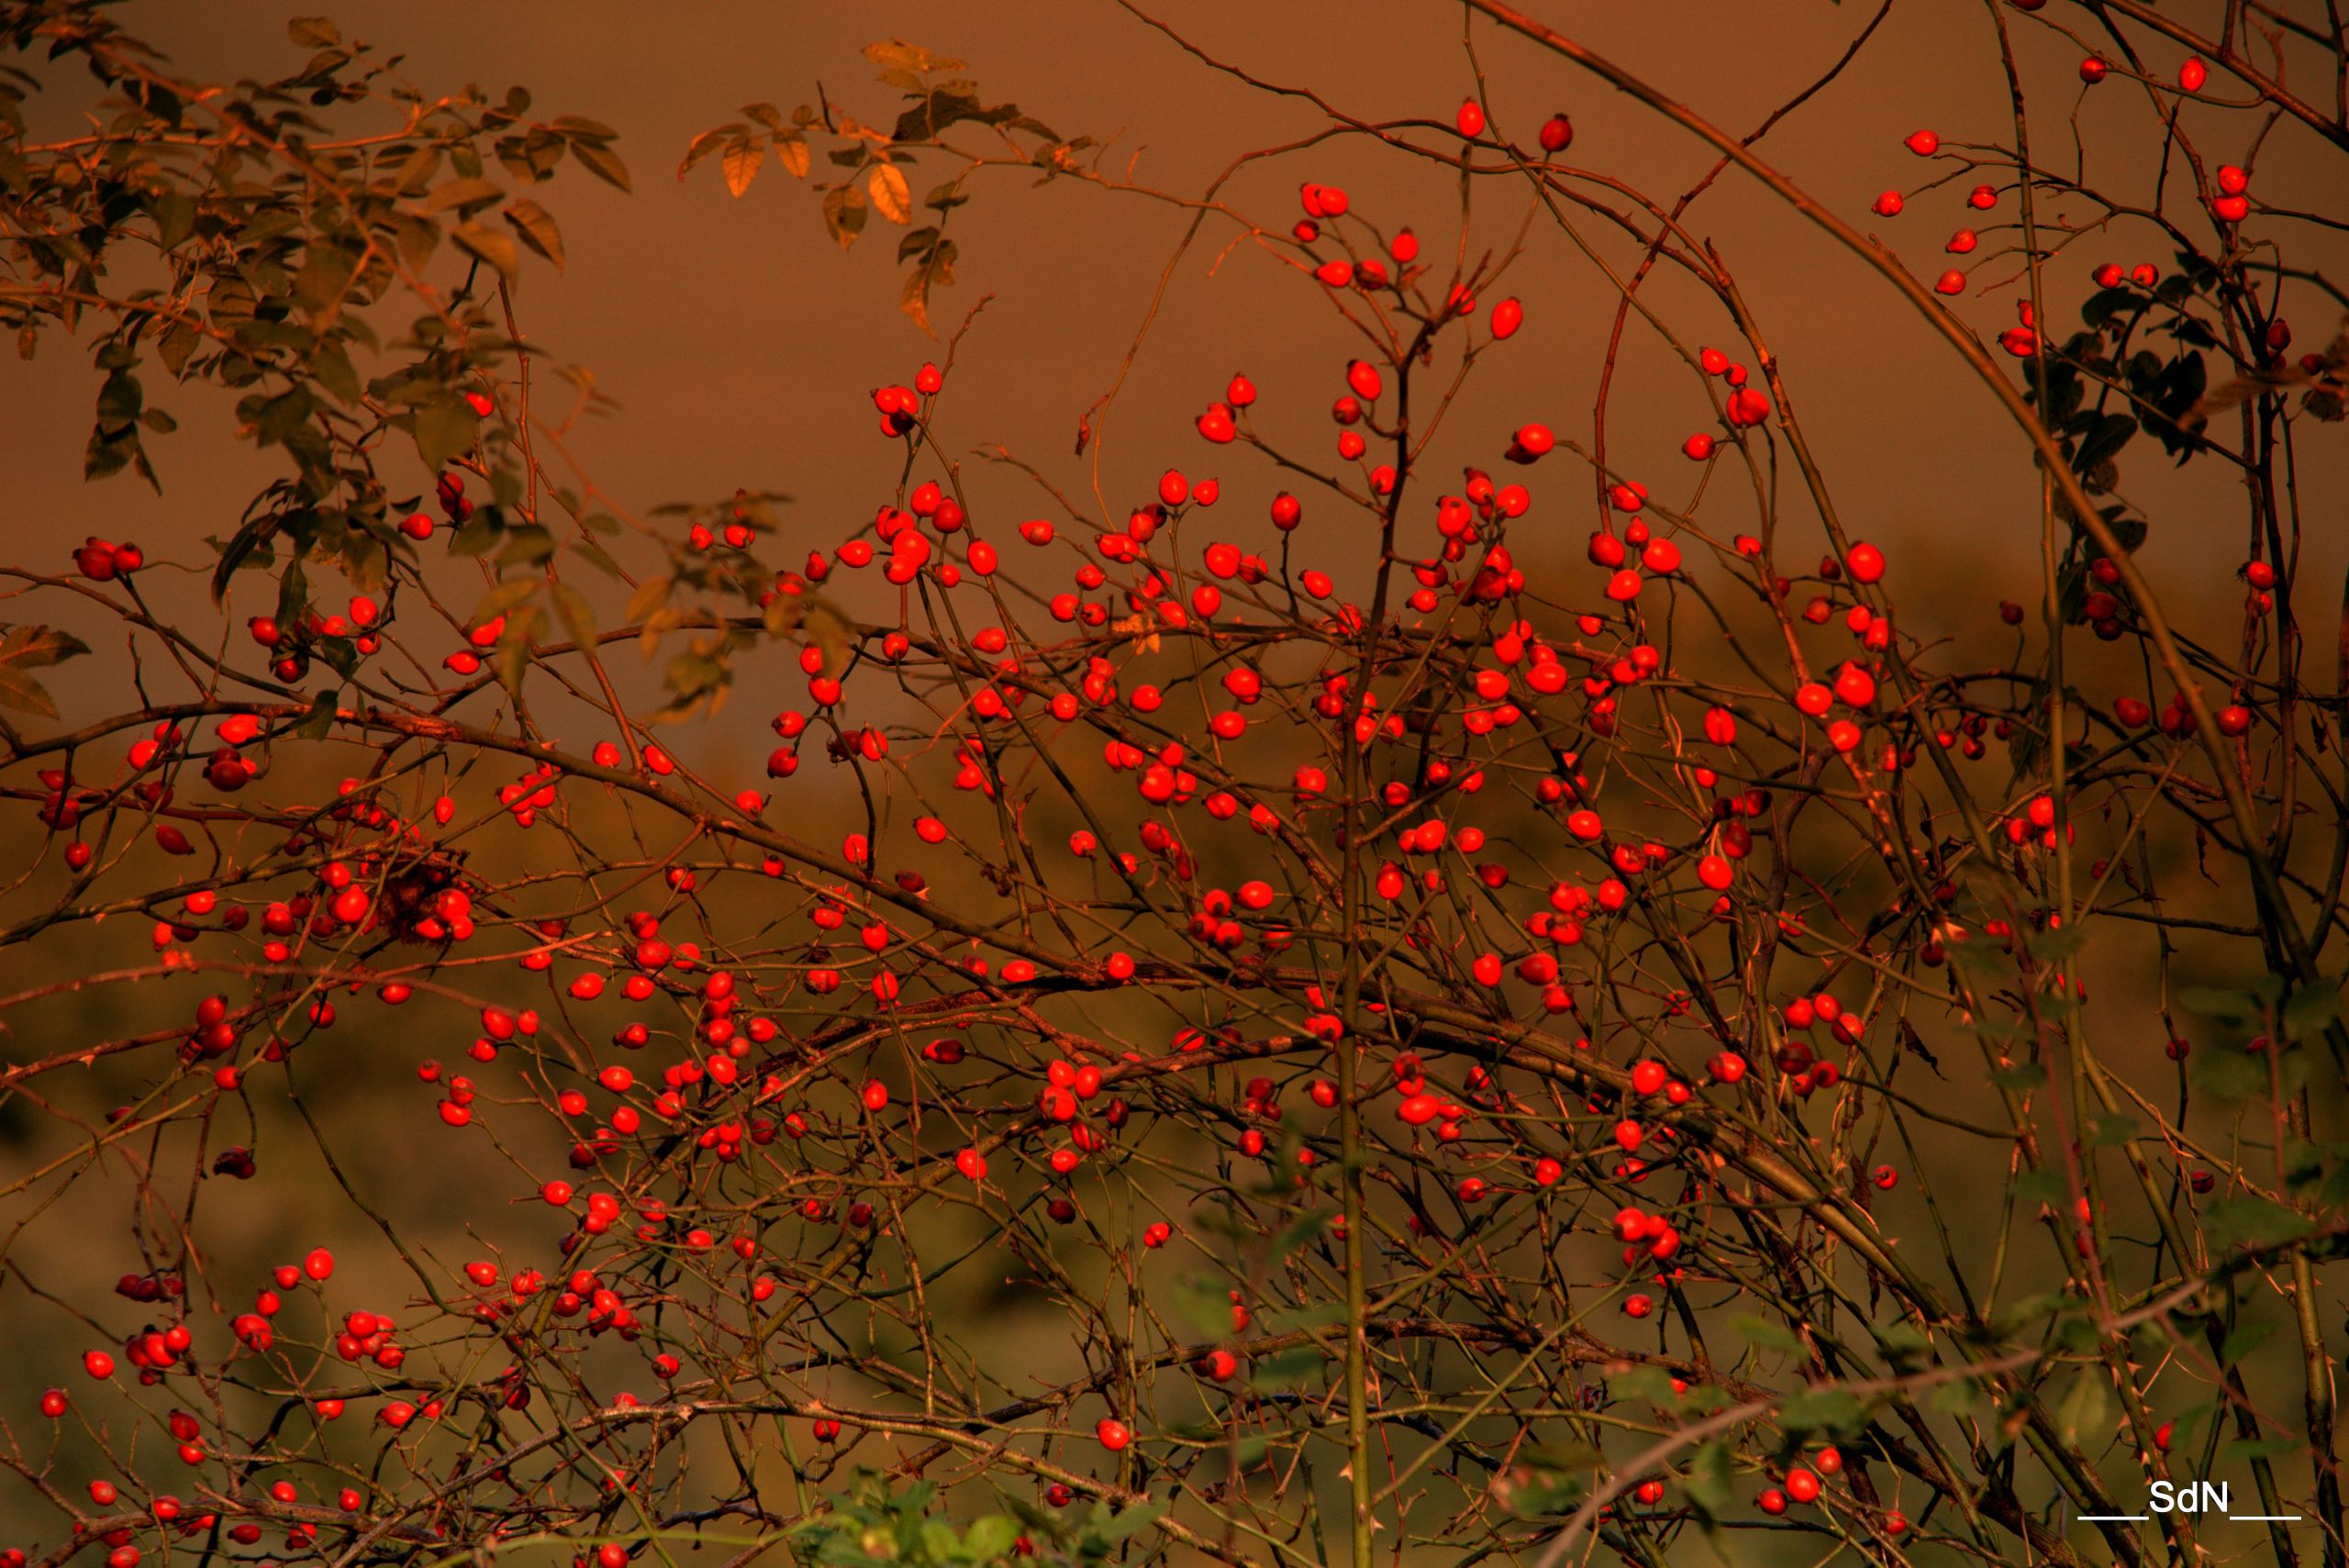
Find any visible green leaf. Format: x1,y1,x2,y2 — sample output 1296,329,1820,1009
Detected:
0,626,90,718
1779,1387,1865,1438
2222,1436,2305,1464
452,219,521,283
395,214,441,272
496,525,555,567
548,581,597,649
898,225,941,264
427,176,505,212
2220,1317,2277,1362
1094,1500,1164,1543
2054,1371,2110,1449
962,1516,1017,1563
157,322,198,378
412,395,479,472
250,386,316,448
2087,1111,2139,1147
392,142,442,194
1932,1377,1983,1418
1166,1273,1231,1338
295,687,339,741
83,424,146,485
1518,1440,1604,1473
2016,1168,2068,1208
2202,1195,2314,1251
1610,1365,1679,1408
494,603,540,693
1683,1439,1731,1517
450,508,502,557
1877,1321,1932,1369
2072,412,2137,475
569,137,632,193
1263,1209,1325,1264
2028,923,2086,962
276,556,311,628
569,537,621,577
311,342,361,405
1248,1347,1322,1391
471,578,541,629
2179,985,2263,1028
502,198,564,271
2283,982,2341,1042
1729,1313,1801,1352
1989,1062,2047,1092
2189,1048,2272,1101
148,191,195,250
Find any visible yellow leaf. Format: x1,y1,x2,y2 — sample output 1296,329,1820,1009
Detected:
723,135,764,198
775,132,811,179
900,267,933,336
801,598,852,676
869,163,912,225
624,574,673,625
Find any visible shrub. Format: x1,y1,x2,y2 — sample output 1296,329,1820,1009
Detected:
2,5,2346,1566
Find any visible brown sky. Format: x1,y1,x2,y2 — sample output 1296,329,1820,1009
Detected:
7,0,2344,676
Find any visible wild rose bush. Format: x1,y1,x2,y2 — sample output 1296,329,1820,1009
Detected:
3,4,2348,1567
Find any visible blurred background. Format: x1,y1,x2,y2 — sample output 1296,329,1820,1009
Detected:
14,0,2343,639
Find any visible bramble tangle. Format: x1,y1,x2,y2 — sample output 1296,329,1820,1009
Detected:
4,6,2349,1568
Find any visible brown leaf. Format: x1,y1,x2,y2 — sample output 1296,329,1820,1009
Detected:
900,266,933,336
822,182,868,250
0,625,89,718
